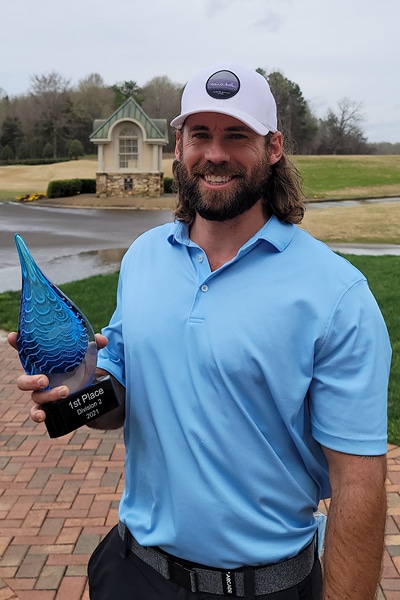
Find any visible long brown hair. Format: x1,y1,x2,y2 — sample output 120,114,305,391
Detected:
173,133,306,226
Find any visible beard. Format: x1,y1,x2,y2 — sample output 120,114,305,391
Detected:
174,155,272,222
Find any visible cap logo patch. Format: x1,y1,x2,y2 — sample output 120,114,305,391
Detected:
206,70,240,100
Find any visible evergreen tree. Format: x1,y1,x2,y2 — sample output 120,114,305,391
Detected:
257,69,318,153
112,80,144,109
0,116,24,156
67,139,84,159
1,144,14,162
17,140,30,159
42,142,53,158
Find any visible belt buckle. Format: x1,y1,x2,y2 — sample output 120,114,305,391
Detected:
168,560,198,593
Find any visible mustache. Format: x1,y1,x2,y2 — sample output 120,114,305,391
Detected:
192,162,245,178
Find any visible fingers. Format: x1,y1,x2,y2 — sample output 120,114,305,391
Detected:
7,331,17,350
24,380,70,424
95,333,108,350
32,385,70,405
30,404,47,424
17,373,69,407
17,373,49,392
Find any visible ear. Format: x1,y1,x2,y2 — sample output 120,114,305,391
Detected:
175,131,182,161
268,132,283,165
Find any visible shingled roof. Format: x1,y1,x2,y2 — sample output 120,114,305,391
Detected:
90,97,168,142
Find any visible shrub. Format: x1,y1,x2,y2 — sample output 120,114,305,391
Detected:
164,177,174,194
15,157,71,166
80,178,96,194
67,139,84,160
46,178,96,198
42,142,53,159
47,178,82,198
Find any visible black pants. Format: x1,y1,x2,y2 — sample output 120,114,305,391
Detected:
88,526,322,600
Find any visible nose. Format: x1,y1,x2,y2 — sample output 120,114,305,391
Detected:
204,138,230,164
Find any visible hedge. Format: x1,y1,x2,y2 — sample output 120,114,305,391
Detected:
46,178,96,198
163,177,174,193
80,178,96,194
1,157,73,166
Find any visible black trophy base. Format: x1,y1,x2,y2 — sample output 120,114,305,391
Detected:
42,375,120,438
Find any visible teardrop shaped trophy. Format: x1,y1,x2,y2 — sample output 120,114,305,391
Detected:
15,234,120,438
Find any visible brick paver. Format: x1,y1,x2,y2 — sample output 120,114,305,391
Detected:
0,336,124,599
1,334,399,599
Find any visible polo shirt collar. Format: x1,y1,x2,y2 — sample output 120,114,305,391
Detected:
168,215,296,253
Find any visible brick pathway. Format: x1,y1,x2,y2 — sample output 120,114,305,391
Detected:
1,335,399,599
0,336,124,600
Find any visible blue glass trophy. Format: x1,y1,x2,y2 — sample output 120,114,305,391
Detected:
15,234,120,438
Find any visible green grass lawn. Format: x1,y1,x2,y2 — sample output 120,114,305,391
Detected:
0,190,27,201
340,255,400,445
293,155,400,198
0,272,119,335
1,256,399,445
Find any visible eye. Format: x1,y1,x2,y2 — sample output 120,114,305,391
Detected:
228,133,247,140
192,132,210,139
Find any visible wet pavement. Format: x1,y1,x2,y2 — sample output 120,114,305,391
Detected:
328,242,400,256
1,195,400,294
306,196,400,209
0,201,173,293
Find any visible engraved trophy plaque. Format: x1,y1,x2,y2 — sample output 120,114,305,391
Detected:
15,234,120,438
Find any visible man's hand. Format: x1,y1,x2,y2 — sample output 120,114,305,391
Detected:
8,331,109,424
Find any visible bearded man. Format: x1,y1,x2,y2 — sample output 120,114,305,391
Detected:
11,62,391,600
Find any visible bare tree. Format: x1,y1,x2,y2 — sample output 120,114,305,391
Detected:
71,74,115,153
141,76,182,152
29,72,74,157
317,98,368,154
75,73,115,119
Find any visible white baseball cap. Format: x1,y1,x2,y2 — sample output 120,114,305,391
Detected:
170,62,277,136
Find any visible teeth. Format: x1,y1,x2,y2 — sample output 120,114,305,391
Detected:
204,175,231,183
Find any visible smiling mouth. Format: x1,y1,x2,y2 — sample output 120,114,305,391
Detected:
203,175,235,184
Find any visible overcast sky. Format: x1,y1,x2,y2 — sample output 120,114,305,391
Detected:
2,0,399,143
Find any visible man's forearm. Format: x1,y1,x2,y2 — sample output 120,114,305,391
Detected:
322,459,387,599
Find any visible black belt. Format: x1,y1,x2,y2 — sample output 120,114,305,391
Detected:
118,522,316,597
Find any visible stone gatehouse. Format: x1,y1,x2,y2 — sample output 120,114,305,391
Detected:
90,97,168,198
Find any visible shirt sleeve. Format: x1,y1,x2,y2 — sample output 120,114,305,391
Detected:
309,279,391,455
97,272,126,388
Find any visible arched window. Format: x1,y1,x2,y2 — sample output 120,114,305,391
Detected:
118,124,140,168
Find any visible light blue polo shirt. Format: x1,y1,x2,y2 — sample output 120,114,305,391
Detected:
98,216,391,568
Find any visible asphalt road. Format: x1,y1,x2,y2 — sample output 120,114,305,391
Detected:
0,202,173,293
2,198,400,294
